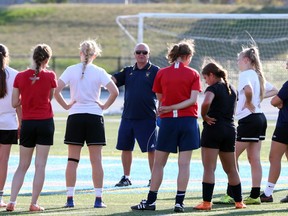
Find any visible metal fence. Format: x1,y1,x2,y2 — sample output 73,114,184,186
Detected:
10,55,130,76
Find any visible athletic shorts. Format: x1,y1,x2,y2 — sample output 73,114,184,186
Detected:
272,127,288,145
237,113,267,142
201,123,236,152
156,117,200,153
116,118,156,153
20,118,54,148
64,113,106,146
0,130,18,144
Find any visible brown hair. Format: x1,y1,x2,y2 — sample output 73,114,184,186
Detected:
31,44,52,84
166,39,195,64
0,44,9,98
202,61,232,95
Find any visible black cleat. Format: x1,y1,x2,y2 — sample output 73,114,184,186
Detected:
131,199,156,211
115,175,132,187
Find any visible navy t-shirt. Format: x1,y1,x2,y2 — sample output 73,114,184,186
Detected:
204,82,237,124
113,62,159,119
276,81,288,127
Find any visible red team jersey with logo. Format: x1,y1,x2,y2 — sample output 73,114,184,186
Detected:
153,62,201,118
13,69,57,120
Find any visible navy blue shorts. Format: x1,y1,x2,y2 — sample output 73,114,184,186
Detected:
156,117,200,153
20,118,54,148
201,123,236,152
237,113,267,142
0,130,18,144
116,118,157,153
64,113,106,146
272,127,288,145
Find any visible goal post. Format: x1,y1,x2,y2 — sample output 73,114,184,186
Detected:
116,13,288,88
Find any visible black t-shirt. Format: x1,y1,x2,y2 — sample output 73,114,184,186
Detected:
205,81,237,124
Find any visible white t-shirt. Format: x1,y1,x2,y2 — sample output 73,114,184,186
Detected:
0,67,18,130
59,63,112,116
236,69,274,120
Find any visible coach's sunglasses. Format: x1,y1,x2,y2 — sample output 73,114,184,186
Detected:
135,50,148,55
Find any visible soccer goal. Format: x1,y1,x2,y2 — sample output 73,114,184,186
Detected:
116,13,288,87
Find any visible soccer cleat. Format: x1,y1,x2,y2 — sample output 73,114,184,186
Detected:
147,179,151,187
243,196,261,205
29,204,44,212
6,203,15,212
94,197,107,208
115,175,132,187
64,197,74,208
131,199,156,211
260,193,273,202
194,201,212,210
174,203,185,212
280,195,288,203
235,201,247,209
213,194,234,204
0,200,7,207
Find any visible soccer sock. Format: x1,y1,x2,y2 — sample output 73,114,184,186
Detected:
94,188,103,198
250,187,260,199
124,175,130,179
202,182,214,202
175,190,186,205
66,187,75,197
264,182,275,196
227,183,234,198
147,190,158,204
230,183,242,202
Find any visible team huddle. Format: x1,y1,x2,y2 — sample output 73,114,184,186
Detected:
0,38,287,213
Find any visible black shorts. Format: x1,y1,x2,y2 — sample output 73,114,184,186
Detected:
20,118,54,148
0,130,18,144
201,123,236,152
237,113,267,142
64,113,106,146
272,127,288,145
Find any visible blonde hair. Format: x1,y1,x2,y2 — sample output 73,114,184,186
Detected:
80,39,102,78
239,46,265,101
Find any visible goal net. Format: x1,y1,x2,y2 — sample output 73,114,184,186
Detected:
116,13,288,88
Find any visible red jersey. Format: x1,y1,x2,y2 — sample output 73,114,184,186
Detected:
13,69,57,120
153,62,201,118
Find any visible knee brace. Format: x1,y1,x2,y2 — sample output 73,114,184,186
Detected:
68,158,79,163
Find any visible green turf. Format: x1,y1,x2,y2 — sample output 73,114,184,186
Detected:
2,189,288,215
9,113,277,162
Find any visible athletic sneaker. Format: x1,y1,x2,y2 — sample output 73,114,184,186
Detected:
194,201,212,210
280,195,288,203
29,204,44,212
6,203,15,212
213,194,234,204
235,201,247,209
115,176,132,187
0,200,7,207
94,197,107,208
64,197,74,208
243,196,261,205
174,203,185,212
131,199,156,211
260,193,273,202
